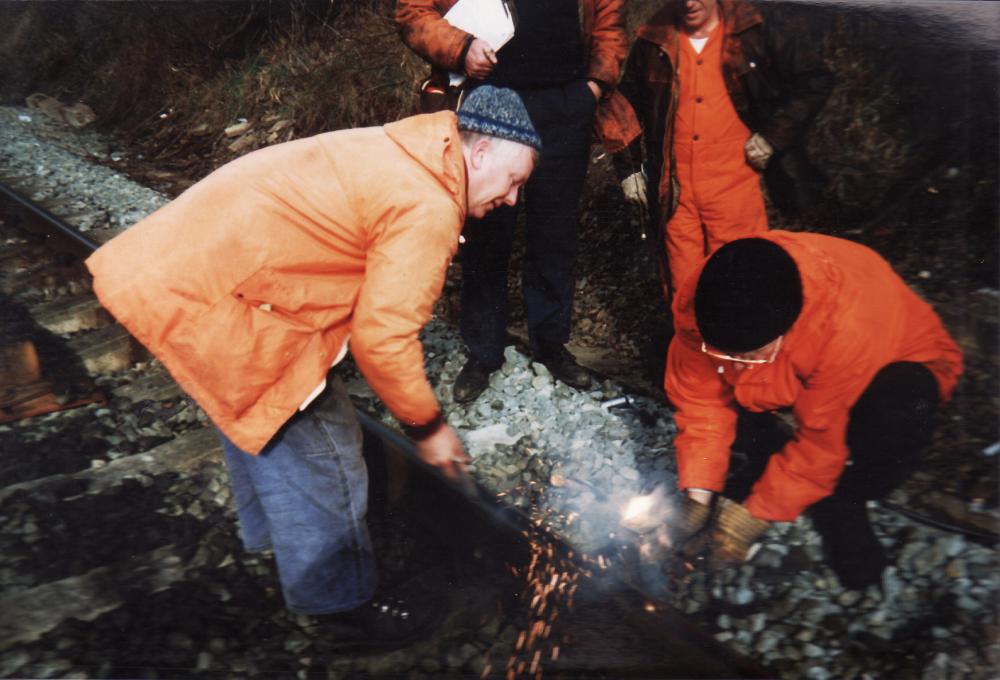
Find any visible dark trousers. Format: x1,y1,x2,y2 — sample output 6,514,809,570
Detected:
727,362,941,505
459,80,597,369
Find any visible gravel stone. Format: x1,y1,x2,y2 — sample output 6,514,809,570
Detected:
3,102,999,680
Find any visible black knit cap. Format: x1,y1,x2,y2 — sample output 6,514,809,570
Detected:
695,238,803,353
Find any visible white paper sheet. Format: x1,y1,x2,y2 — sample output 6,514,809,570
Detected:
444,0,516,87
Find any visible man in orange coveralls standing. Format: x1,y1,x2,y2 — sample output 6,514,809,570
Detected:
664,233,962,589
618,0,832,296
86,86,540,645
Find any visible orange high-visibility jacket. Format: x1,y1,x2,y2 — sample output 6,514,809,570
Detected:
87,112,467,454
665,231,963,521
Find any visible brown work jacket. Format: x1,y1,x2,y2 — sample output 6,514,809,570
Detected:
395,0,640,152
619,0,833,225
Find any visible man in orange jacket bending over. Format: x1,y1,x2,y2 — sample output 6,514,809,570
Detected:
86,86,540,644
664,233,962,589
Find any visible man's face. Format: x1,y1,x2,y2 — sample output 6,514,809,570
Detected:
464,138,536,219
681,0,719,32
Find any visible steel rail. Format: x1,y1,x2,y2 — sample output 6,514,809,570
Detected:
0,181,101,255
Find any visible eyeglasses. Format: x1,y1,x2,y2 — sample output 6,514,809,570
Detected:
700,336,783,364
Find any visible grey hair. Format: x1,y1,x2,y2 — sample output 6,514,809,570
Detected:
459,129,540,164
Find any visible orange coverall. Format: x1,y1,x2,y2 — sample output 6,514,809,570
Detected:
667,21,767,292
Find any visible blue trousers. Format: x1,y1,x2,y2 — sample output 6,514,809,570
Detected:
217,375,376,615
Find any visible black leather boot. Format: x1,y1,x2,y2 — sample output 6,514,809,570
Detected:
453,358,493,403
534,343,591,390
305,590,442,650
809,495,887,591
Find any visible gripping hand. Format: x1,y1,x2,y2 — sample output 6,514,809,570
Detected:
620,170,648,211
744,133,774,171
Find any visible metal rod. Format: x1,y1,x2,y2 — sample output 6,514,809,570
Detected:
0,182,101,254
353,409,531,535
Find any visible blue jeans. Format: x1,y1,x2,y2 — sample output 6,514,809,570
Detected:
217,375,376,615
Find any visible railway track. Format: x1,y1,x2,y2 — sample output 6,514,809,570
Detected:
0,180,771,678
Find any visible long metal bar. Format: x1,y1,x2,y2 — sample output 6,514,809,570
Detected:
0,181,101,254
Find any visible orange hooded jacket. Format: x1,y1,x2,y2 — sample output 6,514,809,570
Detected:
87,112,466,454
665,231,963,521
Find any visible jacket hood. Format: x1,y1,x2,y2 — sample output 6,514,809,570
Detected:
636,0,763,49
384,111,467,218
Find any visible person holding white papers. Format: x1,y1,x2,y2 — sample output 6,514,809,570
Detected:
396,0,628,403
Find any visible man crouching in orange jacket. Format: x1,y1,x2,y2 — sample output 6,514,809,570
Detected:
85,86,540,645
664,232,962,589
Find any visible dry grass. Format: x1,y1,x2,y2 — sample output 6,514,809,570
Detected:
237,10,426,132
115,4,429,179
809,16,916,217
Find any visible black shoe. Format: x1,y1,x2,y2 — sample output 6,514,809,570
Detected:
307,592,440,649
453,359,493,403
809,496,887,590
535,344,591,390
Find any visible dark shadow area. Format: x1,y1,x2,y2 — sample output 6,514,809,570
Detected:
0,476,207,587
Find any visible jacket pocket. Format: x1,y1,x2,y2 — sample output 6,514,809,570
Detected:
233,266,321,331
166,269,320,418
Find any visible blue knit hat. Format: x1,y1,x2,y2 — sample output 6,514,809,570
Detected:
457,85,542,151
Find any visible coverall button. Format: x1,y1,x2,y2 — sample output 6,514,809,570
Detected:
696,59,703,65
696,96,703,103
693,134,700,141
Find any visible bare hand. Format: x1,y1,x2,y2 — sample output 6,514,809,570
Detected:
586,80,602,101
416,424,470,480
464,38,497,80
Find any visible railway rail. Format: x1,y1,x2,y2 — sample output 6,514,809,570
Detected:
0,180,771,678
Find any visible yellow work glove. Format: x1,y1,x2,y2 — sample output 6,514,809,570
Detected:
679,497,770,567
744,132,774,171
668,494,712,546
710,497,770,563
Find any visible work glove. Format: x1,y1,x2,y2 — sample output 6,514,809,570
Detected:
680,497,770,567
744,133,774,171
620,170,648,211
667,494,712,547
710,497,770,563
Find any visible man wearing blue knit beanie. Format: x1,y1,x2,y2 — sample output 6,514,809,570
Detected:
457,85,543,153
87,83,541,647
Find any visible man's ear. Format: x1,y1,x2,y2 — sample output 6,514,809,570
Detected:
470,137,491,170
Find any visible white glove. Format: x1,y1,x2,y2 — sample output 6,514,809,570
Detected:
620,171,648,210
744,133,774,171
